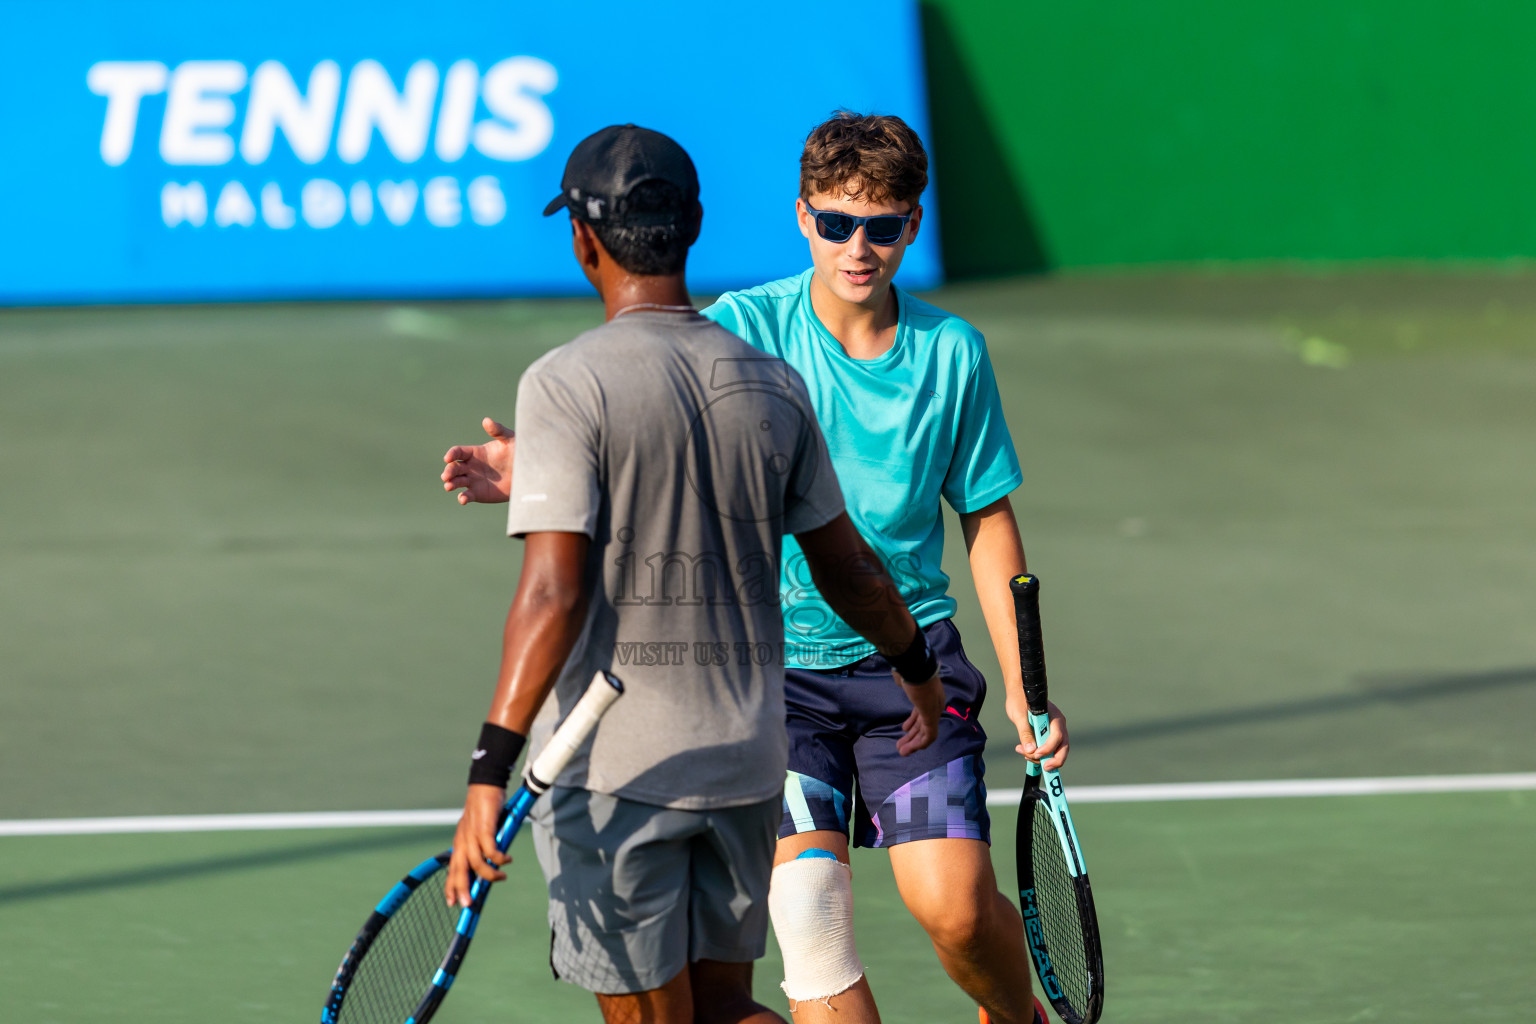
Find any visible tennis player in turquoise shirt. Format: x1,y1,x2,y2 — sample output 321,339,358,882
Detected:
702,267,1021,670
696,114,1065,1024
441,112,1069,1024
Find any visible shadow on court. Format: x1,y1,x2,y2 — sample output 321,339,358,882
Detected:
998,664,1536,752
0,827,445,906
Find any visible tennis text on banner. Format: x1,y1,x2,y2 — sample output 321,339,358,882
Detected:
88,57,554,231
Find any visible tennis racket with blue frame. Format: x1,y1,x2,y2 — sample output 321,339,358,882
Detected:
321,670,624,1024
1010,573,1104,1024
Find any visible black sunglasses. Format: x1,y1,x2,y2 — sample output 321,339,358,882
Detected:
802,200,914,246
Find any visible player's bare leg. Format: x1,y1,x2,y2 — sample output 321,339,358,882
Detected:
691,960,790,1024
595,966,694,1024
888,837,1035,1024
773,830,881,1024
596,962,787,1024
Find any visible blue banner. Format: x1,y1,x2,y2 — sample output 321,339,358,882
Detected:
0,1,939,304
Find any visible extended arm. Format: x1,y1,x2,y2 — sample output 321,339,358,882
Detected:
794,512,945,754
960,495,1068,770
445,530,589,906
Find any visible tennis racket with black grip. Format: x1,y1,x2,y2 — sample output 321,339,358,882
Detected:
1009,573,1104,1024
321,670,624,1024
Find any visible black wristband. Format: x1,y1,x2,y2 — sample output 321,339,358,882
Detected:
468,722,526,788
888,626,938,683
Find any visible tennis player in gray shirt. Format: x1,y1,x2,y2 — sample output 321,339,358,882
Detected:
443,125,947,1024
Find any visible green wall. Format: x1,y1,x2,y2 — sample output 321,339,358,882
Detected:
922,1,1536,274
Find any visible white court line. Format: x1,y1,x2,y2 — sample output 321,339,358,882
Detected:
3,773,1534,837
988,772,1536,806
0,809,461,837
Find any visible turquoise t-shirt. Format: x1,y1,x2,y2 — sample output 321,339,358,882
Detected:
703,270,1023,669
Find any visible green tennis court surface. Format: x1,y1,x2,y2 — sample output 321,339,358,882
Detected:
3,271,1535,1020
4,793,1532,1023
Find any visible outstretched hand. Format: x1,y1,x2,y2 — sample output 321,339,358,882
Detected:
895,671,946,756
445,784,510,909
441,417,515,505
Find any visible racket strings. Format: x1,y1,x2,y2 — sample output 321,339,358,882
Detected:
336,866,459,1024
1030,798,1092,1015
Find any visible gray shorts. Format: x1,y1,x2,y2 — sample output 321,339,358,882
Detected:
530,786,780,994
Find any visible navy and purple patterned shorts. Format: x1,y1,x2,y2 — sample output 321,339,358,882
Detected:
779,618,991,849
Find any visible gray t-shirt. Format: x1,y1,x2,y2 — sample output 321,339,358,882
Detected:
507,311,845,809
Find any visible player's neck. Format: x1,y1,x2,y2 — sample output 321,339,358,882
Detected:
599,270,693,322
808,273,898,361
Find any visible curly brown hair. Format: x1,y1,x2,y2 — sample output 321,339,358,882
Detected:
800,110,928,206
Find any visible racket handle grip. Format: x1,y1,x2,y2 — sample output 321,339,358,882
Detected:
1008,573,1050,715
525,671,624,794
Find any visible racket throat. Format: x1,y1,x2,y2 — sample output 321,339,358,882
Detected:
1024,709,1052,780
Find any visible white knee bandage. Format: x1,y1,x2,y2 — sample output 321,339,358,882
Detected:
767,852,865,1004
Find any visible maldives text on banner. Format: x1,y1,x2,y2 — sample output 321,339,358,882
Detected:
0,0,939,304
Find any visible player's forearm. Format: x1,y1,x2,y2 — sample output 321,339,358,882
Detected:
961,497,1029,691
485,594,587,733
798,512,919,654
830,576,920,655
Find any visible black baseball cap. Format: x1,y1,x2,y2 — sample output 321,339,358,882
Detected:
542,124,699,226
